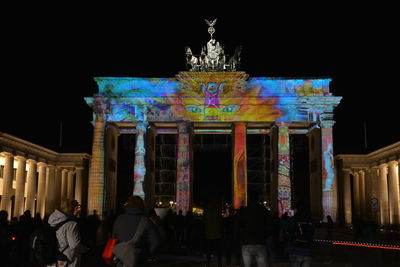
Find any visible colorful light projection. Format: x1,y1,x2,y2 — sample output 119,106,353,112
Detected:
87,74,332,123
233,122,247,209
133,121,147,199
176,122,191,215
87,114,106,216
277,122,292,216
321,124,336,220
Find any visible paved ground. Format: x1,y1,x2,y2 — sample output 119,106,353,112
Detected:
82,227,400,267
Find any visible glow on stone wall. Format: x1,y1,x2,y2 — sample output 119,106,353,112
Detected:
233,122,247,209
277,122,291,216
86,75,332,123
176,122,191,215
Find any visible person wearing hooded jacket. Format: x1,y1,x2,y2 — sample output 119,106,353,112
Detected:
47,200,88,267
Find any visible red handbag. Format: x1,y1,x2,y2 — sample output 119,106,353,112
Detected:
102,237,118,266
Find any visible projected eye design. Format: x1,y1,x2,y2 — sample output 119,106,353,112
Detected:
222,105,239,113
186,106,202,113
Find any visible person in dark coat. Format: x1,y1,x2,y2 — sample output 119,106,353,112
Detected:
112,196,160,267
236,193,268,267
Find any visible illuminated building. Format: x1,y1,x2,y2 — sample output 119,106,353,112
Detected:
84,20,342,220
0,132,90,219
335,141,400,226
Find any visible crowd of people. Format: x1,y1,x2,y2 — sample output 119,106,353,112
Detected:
0,194,323,267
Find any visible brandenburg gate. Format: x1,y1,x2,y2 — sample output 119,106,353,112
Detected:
84,20,342,221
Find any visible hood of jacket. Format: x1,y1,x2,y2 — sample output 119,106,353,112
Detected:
48,209,69,227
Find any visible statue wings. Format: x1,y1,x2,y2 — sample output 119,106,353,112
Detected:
205,19,217,27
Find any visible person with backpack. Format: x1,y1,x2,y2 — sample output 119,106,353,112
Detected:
35,199,88,267
287,209,315,267
112,195,160,267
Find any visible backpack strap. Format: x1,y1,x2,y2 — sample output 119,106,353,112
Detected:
126,216,148,245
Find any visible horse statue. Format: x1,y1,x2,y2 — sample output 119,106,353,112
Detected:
185,46,199,71
228,45,242,71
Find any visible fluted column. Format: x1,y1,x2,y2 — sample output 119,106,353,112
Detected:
378,163,389,226
67,170,75,200
54,167,62,210
388,161,400,225
25,159,37,215
176,121,191,215
74,167,84,204
359,170,366,220
321,121,337,221
36,162,47,218
45,165,56,215
133,121,148,199
343,169,352,225
14,156,27,217
0,152,14,215
233,122,247,209
352,170,360,219
61,169,68,205
87,113,106,216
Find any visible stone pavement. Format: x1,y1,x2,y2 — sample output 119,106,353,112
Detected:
82,227,400,267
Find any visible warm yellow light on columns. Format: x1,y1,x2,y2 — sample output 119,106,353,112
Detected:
369,167,380,224
14,156,27,217
61,169,68,204
45,165,56,215
75,167,84,204
343,169,352,225
352,170,360,219
54,167,62,210
359,170,366,221
0,152,14,216
67,170,75,200
388,161,400,225
25,159,37,215
36,162,47,218
378,163,389,226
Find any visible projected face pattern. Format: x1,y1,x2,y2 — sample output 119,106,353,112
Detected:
87,74,331,123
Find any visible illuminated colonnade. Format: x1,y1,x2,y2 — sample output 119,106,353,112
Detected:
0,132,89,219
85,74,341,218
336,142,400,226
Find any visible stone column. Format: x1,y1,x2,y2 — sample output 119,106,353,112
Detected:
67,170,75,200
352,170,360,219
74,167,84,204
359,170,366,221
388,161,400,225
25,159,37,215
54,167,62,210
87,113,106,216
45,165,56,215
370,167,380,224
133,121,148,200
14,156,27,217
0,152,14,215
364,168,373,222
276,122,292,216
343,169,352,225
378,163,389,226
233,122,247,209
176,122,191,215
321,121,337,221
36,162,47,218
61,169,68,205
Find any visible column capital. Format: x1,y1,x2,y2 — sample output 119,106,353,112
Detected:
388,160,398,168
342,168,352,174
37,162,47,168
320,120,336,128
0,151,14,158
26,158,37,165
14,155,26,162
61,168,69,174
46,164,56,170
379,163,388,169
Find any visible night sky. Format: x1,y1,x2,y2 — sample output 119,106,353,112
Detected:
2,5,398,156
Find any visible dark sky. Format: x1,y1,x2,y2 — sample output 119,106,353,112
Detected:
2,5,399,156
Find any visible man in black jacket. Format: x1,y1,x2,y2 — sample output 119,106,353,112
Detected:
236,194,268,267
112,196,160,267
